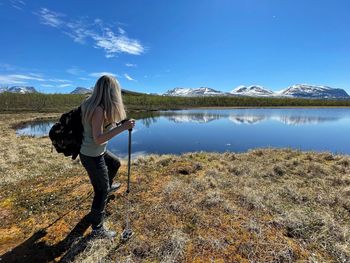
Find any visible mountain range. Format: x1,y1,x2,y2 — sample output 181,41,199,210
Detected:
0,86,37,94
1,84,349,99
164,84,350,99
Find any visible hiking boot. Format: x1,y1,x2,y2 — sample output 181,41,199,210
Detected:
109,182,121,193
91,226,116,239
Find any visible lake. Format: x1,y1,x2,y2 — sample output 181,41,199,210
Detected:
16,108,350,157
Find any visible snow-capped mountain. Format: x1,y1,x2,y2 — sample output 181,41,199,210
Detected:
278,84,349,99
230,85,274,97
70,87,93,94
164,87,223,97
0,87,8,93
0,86,38,94
163,84,349,99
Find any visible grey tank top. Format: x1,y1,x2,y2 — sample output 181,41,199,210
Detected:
80,119,109,157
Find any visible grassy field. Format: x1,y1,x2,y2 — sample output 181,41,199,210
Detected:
0,113,349,262
2,92,350,113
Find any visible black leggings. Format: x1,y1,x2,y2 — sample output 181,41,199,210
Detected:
79,151,121,229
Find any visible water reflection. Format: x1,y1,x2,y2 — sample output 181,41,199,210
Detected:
15,108,350,155
16,109,349,137
139,116,158,128
139,109,342,126
277,115,338,125
129,111,159,128
16,121,55,137
228,114,338,125
228,115,266,125
164,113,222,123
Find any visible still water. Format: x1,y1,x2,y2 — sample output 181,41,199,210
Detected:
16,108,350,156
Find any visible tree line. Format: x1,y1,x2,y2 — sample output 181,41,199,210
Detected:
1,92,350,113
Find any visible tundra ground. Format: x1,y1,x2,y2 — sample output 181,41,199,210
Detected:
0,113,349,262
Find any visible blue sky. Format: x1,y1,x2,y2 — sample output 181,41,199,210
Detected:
0,0,349,94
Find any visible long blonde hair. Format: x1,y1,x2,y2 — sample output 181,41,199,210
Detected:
81,75,126,124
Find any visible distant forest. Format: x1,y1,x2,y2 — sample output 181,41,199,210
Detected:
1,92,350,113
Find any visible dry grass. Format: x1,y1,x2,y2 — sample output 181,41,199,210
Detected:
0,113,349,262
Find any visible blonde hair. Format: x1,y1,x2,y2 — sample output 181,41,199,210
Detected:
81,75,126,124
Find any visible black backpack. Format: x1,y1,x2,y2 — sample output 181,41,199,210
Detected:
49,106,84,160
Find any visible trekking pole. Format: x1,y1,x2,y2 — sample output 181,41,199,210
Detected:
121,128,133,241
127,128,132,193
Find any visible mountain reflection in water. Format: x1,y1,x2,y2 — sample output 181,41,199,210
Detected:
16,108,350,155
134,109,341,126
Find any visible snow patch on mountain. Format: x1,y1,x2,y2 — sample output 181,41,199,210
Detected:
230,85,274,96
164,87,223,97
278,84,349,98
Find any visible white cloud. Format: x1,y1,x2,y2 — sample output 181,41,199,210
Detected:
41,84,55,88
38,8,64,28
10,0,25,10
65,21,92,44
89,72,117,78
0,73,45,84
94,18,103,25
58,83,73,88
8,74,44,81
36,8,145,58
124,73,136,81
0,72,75,86
92,29,144,57
66,67,84,75
0,75,27,84
125,63,137,67
48,78,71,83
27,72,42,78
118,27,126,34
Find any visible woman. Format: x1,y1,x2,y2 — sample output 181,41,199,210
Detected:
79,75,135,238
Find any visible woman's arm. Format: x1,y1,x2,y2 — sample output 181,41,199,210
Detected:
91,106,134,145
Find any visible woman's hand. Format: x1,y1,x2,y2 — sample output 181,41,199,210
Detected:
122,119,135,131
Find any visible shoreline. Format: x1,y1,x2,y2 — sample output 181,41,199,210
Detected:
3,105,350,115
167,105,350,110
